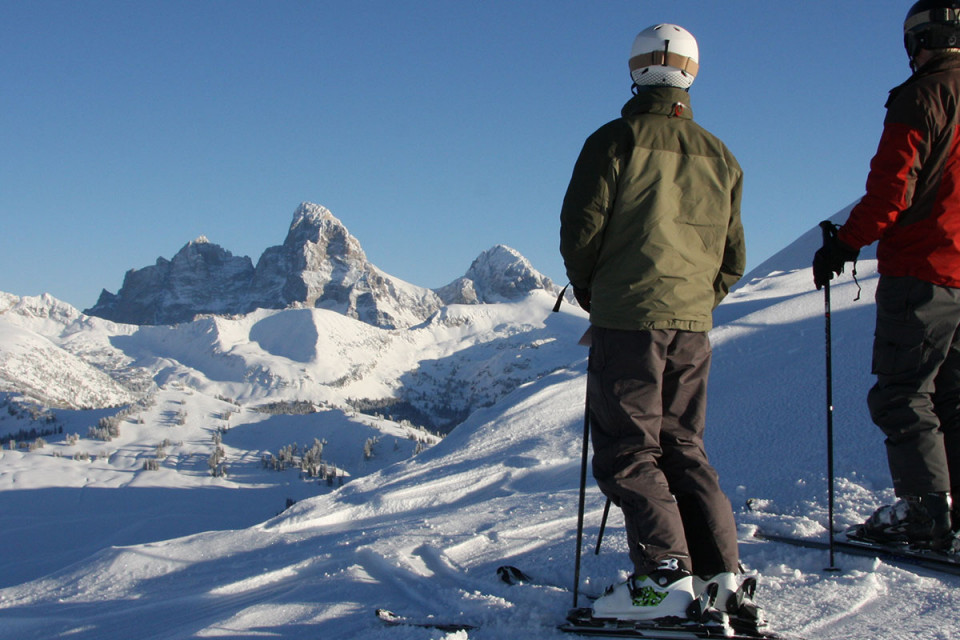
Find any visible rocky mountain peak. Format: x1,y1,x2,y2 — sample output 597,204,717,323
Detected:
249,202,434,327
85,237,255,325
288,203,366,270
289,202,334,229
436,244,556,305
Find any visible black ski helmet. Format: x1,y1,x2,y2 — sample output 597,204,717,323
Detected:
904,0,960,59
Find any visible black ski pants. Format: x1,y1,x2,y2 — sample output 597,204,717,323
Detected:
587,326,739,577
867,275,960,499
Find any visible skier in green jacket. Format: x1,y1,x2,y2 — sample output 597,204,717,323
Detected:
560,24,757,627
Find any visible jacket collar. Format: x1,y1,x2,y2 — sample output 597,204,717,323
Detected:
621,86,694,120
888,53,960,107
914,51,960,76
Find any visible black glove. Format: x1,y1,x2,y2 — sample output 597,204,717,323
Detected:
573,287,591,312
813,231,859,290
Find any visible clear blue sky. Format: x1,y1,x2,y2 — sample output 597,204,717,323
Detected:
2,1,910,310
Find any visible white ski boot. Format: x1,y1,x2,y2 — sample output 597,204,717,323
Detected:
591,559,694,621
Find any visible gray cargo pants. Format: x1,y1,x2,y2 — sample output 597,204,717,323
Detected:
587,326,739,577
867,275,960,498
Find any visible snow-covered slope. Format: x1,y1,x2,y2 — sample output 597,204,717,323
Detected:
1,214,958,639
0,287,588,595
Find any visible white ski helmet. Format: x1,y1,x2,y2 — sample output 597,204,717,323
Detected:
629,24,699,89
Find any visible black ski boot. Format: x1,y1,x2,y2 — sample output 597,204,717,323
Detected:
853,492,953,549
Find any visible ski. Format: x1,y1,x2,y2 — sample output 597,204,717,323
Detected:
753,530,960,576
559,607,783,639
375,608,476,632
375,607,779,638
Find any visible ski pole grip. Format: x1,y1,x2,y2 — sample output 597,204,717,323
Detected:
819,220,837,248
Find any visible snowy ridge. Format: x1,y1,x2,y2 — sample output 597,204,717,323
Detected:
1,214,959,639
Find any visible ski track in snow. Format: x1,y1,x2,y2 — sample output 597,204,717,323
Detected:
3,221,960,639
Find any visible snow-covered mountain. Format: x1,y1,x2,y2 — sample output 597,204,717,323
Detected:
436,244,558,305
1,207,958,639
85,202,558,328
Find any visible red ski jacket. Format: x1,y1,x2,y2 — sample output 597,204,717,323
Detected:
838,54,960,288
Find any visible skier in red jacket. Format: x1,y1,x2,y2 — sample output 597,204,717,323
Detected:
814,0,960,551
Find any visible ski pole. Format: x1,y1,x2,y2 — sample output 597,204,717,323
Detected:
595,497,611,555
573,391,590,608
819,220,839,572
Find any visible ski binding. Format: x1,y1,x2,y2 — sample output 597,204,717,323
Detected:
560,582,781,639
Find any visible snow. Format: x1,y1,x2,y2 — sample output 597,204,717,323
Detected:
1,215,959,639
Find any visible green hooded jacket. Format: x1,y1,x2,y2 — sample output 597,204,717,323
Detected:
559,86,745,332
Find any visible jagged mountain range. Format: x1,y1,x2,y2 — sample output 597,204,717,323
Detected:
85,202,559,328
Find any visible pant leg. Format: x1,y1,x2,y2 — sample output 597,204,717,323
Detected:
588,327,691,574
659,331,740,576
867,276,960,496
932,323,960,498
